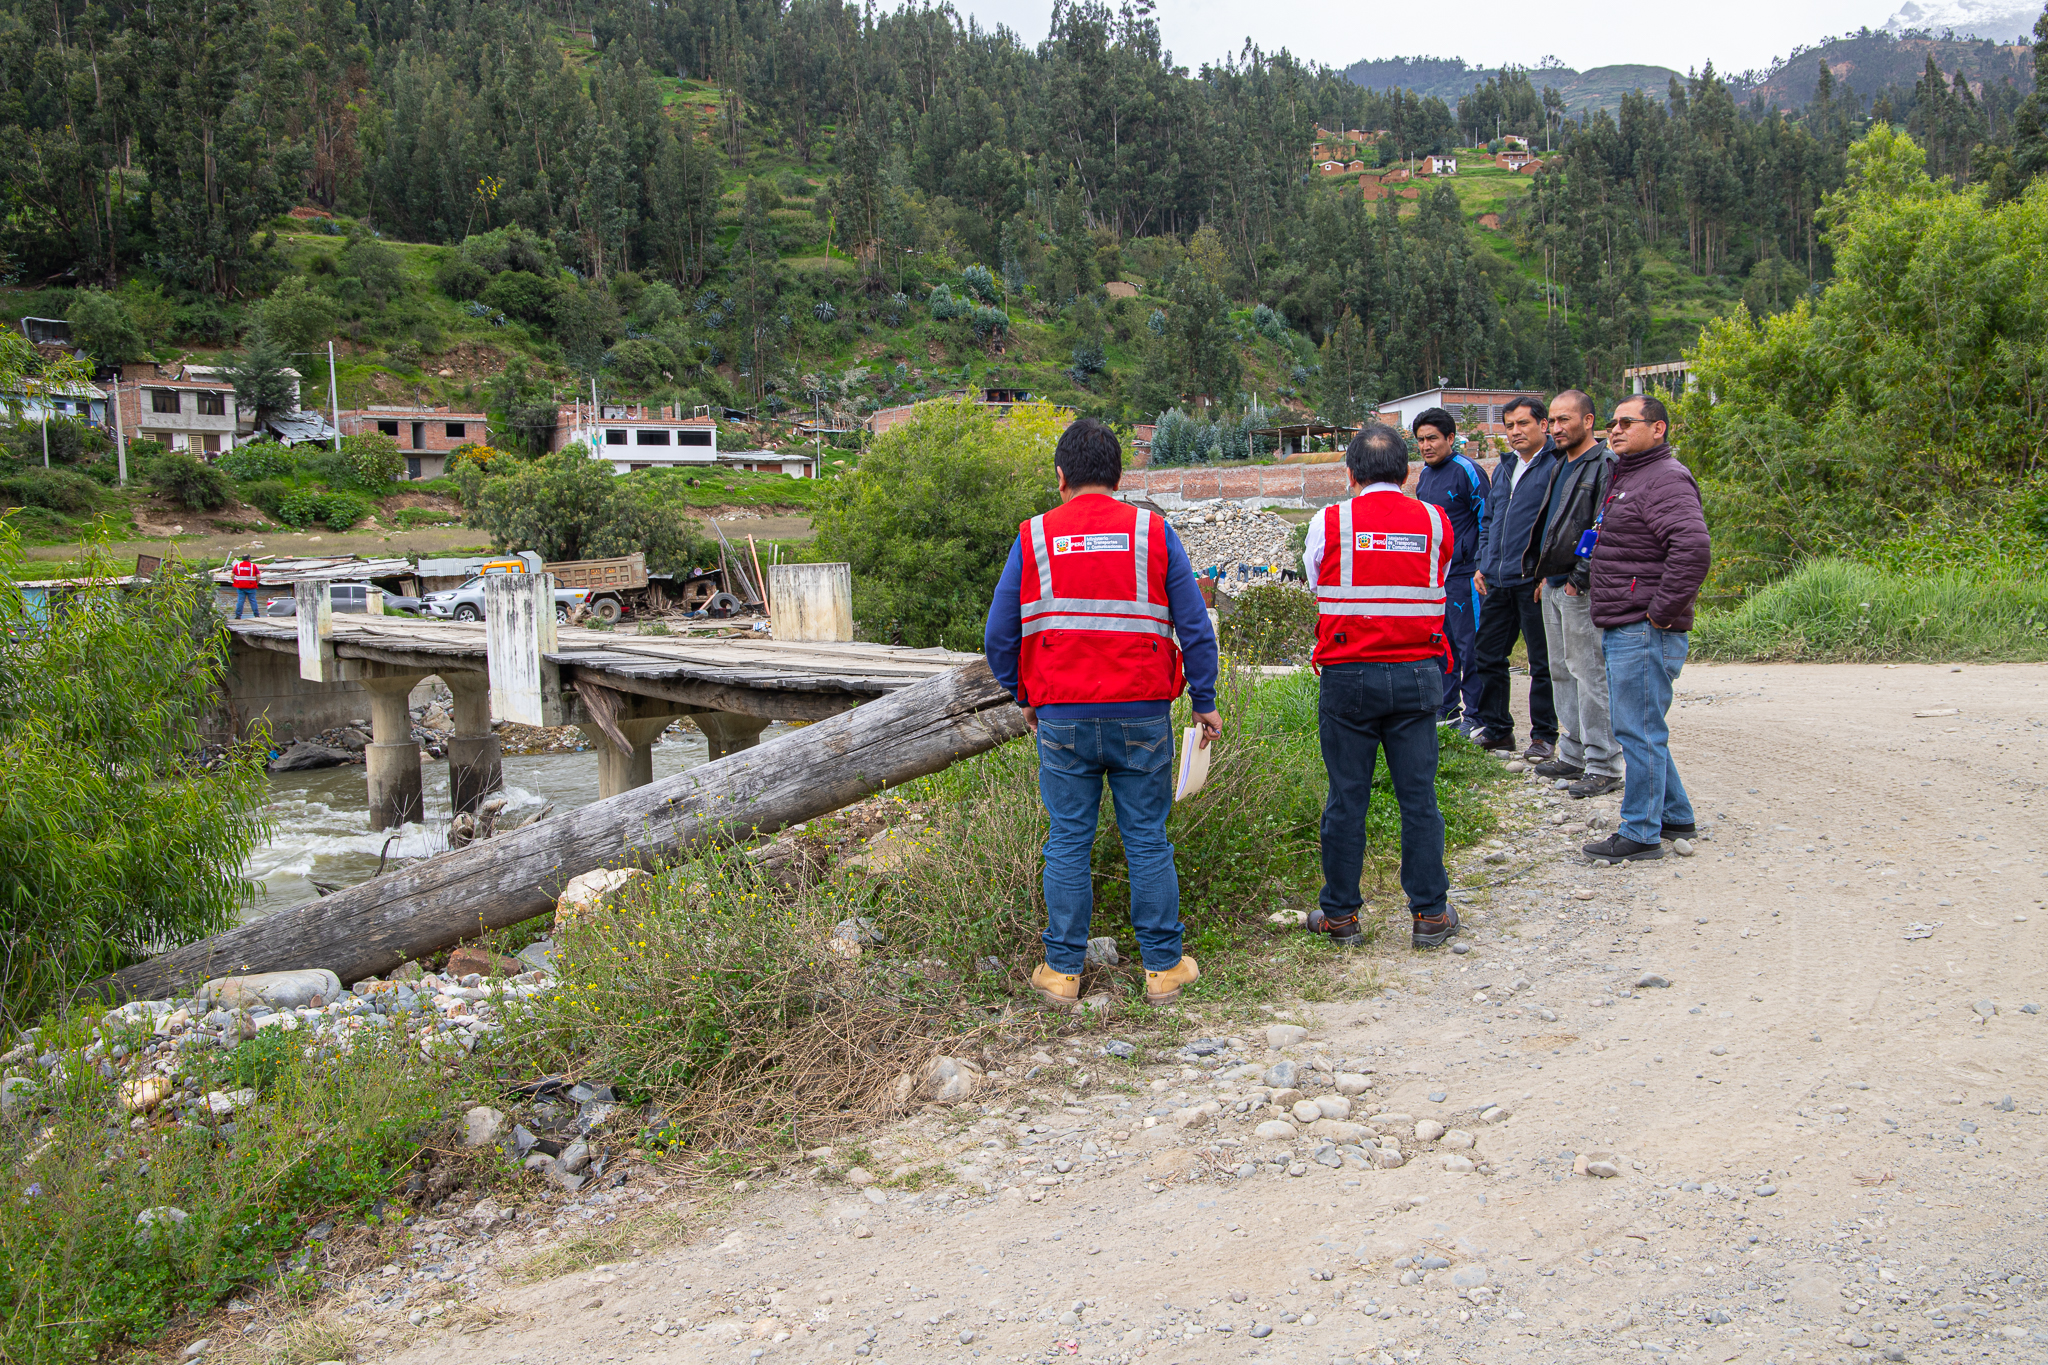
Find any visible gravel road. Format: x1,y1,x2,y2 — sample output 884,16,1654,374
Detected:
267,661,2048,1365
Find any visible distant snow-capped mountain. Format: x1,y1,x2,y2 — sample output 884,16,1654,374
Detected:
1884,0,2040,42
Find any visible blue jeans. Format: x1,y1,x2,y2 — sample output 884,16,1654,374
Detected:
234,588,258,618
1035,716,1183,972
1316,661,1449,923
1601,620,1696,844
1439,573,1479,721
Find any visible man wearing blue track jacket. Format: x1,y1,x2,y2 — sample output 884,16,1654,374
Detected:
1412,407,1490,730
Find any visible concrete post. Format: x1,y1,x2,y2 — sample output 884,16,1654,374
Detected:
485,572,557,725
769,562,854,642
361,674,428,830
442,671,502,815
295,580,337,682
697,711,772,761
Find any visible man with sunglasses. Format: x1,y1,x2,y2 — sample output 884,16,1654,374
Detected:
1581,395,1712,864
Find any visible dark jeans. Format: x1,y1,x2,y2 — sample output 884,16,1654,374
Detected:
1439,573,1479,721
1471,578,1558,746
1602,621,1697,844
1035,716,1183,972
234,588,258,618
1316,660,1449,924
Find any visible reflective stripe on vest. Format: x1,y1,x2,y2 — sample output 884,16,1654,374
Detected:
1314,500,1446,616
1020,511,1173,638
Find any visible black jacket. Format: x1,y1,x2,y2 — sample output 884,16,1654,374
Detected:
1527,441,1615,593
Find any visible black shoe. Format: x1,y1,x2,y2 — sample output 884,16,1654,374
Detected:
1411,906,1461,948
1567,773,1623,799
1522,739,1556,763
1661,822,1696,840
1582,833,1664,863
1471,731,1514,752
1532,758,1584,779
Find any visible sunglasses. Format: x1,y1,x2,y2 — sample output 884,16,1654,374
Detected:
1608,415,1662,431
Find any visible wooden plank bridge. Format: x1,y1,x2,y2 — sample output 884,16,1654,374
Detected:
222,589,980,830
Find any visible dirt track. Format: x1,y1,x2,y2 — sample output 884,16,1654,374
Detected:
297,662,2047,1365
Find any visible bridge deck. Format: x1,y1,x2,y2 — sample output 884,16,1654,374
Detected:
222,616,980,720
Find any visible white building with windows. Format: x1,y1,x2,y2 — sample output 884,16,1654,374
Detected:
552,403,818,477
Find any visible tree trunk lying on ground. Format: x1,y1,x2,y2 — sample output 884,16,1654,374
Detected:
92,661,1027,1004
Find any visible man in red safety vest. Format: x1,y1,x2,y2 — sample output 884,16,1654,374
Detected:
1303,424,1459,950
984,419,1220,1008
230,554,262,619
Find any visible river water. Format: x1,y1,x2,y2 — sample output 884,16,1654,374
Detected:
239,726,788,921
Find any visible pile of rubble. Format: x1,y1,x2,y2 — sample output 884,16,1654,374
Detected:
1165,504,1300,593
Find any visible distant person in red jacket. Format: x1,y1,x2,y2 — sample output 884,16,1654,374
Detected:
1304,424,1458,949
1580,394,1712,865
230,555,262,618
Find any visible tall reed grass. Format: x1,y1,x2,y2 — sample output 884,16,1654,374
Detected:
1692,558,2048,662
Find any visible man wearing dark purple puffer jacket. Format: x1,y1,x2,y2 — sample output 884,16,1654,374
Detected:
1578,394,1712,864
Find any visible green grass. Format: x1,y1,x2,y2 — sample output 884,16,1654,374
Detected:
1691,558,2048,663
0,1026,449,1364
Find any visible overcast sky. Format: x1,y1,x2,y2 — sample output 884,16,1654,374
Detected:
955,0,1901,79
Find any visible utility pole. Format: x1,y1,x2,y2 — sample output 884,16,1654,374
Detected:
328,339,341,451
113,381,128,486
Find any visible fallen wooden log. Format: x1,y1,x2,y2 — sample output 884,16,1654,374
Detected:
92,661,1027,1003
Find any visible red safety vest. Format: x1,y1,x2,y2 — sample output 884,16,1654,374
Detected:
1017,494,1184,706
1312,490,1452,666
231,560,261,589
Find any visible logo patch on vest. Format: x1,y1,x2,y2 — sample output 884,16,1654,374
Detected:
1354,531,1427,553
1051,533,1131,554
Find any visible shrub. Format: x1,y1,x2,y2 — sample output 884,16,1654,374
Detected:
216,441,296,482
468,445,711,572
0,467,100,515
145,452,232,511
960,264,1000,304
928,284,966,321
1217,582,1317,663
340,431,404,489
238,479,292,520
275,489,326,528
315,492,369,530
392,505,461,528
0,528,271,1021
64,290,146,367
1251,303,1288,341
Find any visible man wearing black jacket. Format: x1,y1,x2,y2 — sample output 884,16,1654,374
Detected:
1530,390,1621,798
1469,395,1558,761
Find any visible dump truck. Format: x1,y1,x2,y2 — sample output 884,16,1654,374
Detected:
545,552,734,621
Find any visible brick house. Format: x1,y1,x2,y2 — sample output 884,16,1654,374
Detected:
1496,150,1538,171
1425,154,1458,175
111,363,256,457
340,407,490,480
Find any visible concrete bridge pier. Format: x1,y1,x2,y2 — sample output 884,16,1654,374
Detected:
442,672,502,816
697,711,772,761
577,692,701,800
359,670,433,831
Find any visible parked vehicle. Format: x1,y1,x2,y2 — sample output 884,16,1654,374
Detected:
260,582,424,616
420,572,592,623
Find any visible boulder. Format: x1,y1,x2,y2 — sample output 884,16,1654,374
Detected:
555,867,651,925
842,827,919,876
1253,1119,1299,1141
446,946,521,978
1084,936,1120,967
120,1075,173,1114
896,1055,984,1105
1307,1118,1370,1144
197,968,342,1011
1334,1073,1372,1096
462,1105,507,1148
1266,1024,1309,1050
267,742,354,772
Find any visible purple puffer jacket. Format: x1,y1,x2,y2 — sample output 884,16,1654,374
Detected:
1587,443,1712,632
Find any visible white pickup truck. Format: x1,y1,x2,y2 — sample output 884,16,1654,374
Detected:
421,572,593,624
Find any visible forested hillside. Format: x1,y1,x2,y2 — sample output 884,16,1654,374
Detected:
5,0,2048,467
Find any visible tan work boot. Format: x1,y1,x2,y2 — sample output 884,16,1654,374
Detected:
1144,955,1200,1005
1030,963,1080,1006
